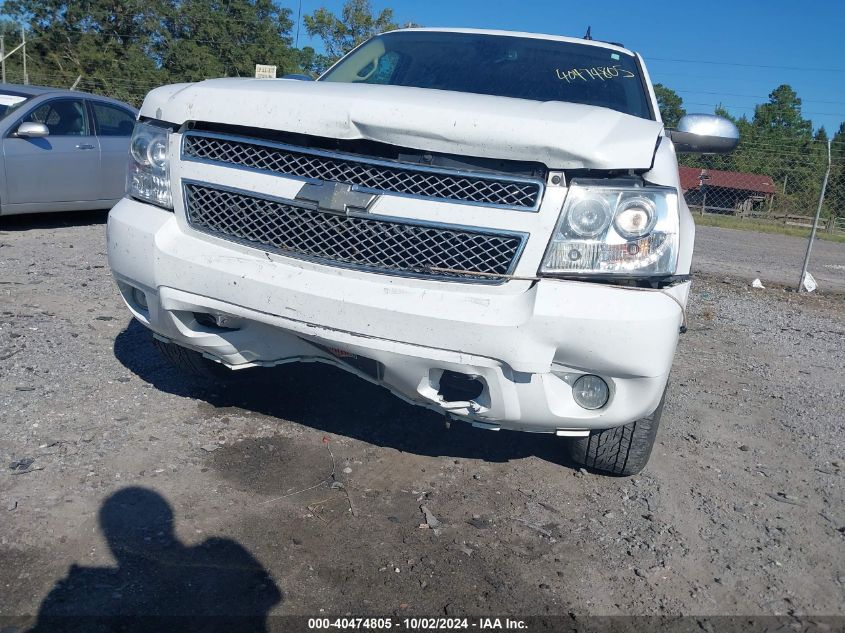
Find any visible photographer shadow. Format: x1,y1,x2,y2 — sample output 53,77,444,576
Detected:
28,487,281,633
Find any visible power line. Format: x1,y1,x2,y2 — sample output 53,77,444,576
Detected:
674,89,845,107
683,102,845,119
645,55,845,73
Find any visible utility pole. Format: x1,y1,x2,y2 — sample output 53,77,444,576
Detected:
798,139,832,292
0,32,27,84
698,171,710,216
20,25,26,85
295,0,302,48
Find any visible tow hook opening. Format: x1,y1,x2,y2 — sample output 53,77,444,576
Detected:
193,311,242,331
438,370,485,403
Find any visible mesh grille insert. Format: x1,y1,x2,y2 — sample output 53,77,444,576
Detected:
184,184,524,280
183,133,543,209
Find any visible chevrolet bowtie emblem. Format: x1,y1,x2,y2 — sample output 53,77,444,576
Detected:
294,181,378,215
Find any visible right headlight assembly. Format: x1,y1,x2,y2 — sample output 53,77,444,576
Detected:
539,181,679,278
126,120,173,209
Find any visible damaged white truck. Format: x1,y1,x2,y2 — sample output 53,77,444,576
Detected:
108,28,738,475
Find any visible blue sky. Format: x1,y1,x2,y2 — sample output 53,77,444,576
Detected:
293,0,845,135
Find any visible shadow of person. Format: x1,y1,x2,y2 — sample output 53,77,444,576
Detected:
28,487,281,633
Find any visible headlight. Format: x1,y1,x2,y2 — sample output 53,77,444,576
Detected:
126,121,172,209
540,182,679,278
566,196,612,238
614,196,657,239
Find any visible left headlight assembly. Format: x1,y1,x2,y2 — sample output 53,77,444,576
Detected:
540,181,679,278
127,120,172,209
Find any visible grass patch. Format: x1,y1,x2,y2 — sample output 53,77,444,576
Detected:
694,214,845,244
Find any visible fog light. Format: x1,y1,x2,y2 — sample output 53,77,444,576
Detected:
572,374,609,410
132,287,148,310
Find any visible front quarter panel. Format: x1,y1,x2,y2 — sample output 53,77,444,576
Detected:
642,136,693,276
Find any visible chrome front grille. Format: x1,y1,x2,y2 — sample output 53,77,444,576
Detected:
183,183,525,281
182,132,543,210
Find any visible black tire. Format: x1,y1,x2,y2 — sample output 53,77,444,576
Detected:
566,389,666,476
152,337,239,382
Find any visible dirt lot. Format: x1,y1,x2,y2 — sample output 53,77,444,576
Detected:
1,214,843,629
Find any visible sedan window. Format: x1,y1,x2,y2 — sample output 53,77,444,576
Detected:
91,102,135,136
0,92,27,119
24,99,90,136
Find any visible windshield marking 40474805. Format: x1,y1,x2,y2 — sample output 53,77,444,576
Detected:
555,65,636,83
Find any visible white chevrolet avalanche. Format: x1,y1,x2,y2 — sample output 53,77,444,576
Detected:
107,28,738,475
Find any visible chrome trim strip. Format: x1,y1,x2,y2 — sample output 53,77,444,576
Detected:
180,179,529,285
180,130,545,212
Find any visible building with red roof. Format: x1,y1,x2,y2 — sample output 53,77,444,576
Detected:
679,166,777,215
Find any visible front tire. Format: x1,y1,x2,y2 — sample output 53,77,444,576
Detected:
566,389,666,476
152,337,239,382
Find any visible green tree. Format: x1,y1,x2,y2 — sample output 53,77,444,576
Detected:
2,0,308,103
653,83,685,129
825,121,845,228
1,0,170,101
750,84,813,141
832,122,845,163
161,0,298,82
295,45,334,77
304,0,397,72
833,123,845,146
0,20,26,83
746,86,819,216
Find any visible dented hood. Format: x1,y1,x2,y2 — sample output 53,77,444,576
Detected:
141,78,664,170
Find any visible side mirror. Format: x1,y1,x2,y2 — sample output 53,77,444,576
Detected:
16,121,50,138
668,114,739,154
281,74,313,81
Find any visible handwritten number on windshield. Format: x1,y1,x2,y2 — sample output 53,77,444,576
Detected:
555,65,635,82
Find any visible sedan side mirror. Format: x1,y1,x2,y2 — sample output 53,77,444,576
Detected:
668,114,739,154
16,121,50,138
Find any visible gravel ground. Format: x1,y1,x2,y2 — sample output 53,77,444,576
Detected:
694,225,845,292
1,214,843,629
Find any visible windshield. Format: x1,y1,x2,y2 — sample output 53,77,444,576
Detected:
321,31,652,119
0,92,28,119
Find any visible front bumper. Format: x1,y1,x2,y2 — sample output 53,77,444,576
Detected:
107,197,687,434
